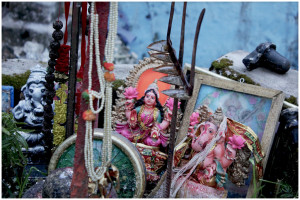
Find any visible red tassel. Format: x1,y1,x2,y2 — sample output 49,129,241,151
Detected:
55,44,71,74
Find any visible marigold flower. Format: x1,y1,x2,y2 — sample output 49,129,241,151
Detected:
104,72,115,82
83,110,96,121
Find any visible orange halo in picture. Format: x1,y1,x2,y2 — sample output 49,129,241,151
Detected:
136,68,171,106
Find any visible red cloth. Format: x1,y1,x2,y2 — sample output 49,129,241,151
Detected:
70,2,109,198
64,2,70,45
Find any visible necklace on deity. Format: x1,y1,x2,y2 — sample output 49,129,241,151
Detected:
83,2,118,190
144,104,154,109
138,105,157,130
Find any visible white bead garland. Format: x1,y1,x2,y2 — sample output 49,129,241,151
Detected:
84,2,118,185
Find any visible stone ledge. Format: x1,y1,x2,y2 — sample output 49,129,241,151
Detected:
210,50,298,100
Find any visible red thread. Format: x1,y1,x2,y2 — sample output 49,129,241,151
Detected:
57,2,61,21
77,2,87,80
55,44,71,74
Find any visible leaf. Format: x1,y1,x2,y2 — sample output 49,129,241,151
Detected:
280,193,294,198
2,127,11,135
14,132,28,149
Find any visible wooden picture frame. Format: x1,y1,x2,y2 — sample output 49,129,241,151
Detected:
176,66,285,197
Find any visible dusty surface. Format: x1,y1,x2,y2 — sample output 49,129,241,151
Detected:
213,50,298,99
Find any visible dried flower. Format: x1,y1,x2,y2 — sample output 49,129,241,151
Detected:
228,135,245,149
124,87,138,99
104,72,115,82
190,112,200,126
165,98,181,111
83,110,96,121
103,62,114,71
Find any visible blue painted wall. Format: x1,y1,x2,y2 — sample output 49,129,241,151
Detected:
119,2,298,69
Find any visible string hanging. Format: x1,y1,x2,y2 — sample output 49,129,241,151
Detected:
55,2,71,75
83,2,118,186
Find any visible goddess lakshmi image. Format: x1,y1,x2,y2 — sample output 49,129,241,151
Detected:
171,106,264,198
115,80,179,182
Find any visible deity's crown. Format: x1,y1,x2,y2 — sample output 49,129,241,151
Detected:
27,64,47,84
146,79,159,98
212,107,224,127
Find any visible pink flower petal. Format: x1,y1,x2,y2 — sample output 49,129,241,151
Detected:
190,112,200,126
228,135,245,149
166,98,181,111
124,87,138,99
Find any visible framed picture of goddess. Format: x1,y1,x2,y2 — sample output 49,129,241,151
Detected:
172,71,285,198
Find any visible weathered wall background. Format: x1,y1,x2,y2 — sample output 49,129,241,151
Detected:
119,2,298,69
2,2,298,69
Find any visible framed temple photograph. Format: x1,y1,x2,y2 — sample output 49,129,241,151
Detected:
172,69,285,198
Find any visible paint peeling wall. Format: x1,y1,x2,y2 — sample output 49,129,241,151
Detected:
119,2,298,69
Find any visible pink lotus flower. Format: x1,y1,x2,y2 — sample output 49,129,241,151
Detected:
124,87,138,99
165,98,181,111
190,112,200,126
228,135,245,149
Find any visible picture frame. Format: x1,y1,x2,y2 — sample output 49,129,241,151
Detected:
176,65,285,197
2,85,14,112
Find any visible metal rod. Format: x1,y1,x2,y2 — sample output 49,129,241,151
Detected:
167,2,175,42
164,97,179,198
190,8,205,95
167,40,192,94
178,2,187,67
66,2,81,139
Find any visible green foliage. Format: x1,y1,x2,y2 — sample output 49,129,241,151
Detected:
2,70,30,91
210,58,233,70
2,112,44,198
209,58,259,85
112,79,126,91
2,70,31,105
15,166,46,198
258,179,298,198
250,157,298,198
285,95,298,106
2,112,29,167
249,157,259,198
